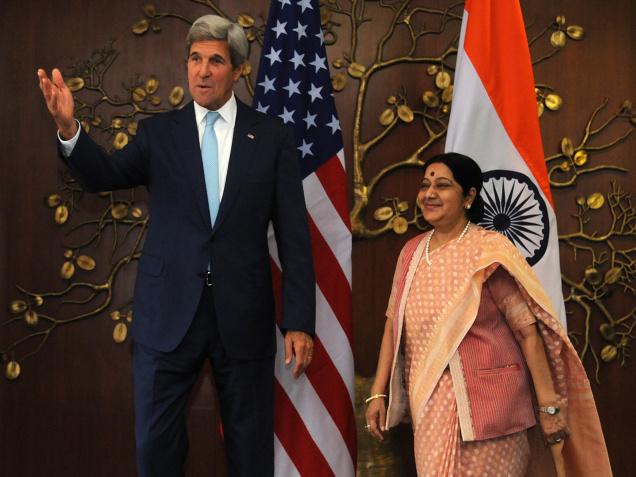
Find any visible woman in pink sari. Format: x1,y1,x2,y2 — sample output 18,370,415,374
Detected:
365,153,611,476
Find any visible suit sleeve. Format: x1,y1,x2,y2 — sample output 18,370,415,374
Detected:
58,119,150,192
272,125,316,336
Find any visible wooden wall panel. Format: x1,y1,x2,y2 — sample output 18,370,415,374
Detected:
1,1,634,476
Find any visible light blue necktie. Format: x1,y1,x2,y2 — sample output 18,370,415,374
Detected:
201,111,221,226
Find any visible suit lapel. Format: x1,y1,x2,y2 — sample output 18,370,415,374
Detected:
213,100,260,233
171,102,213,230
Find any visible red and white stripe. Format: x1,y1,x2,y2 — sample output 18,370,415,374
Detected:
445,0,567,326
269,149,356,476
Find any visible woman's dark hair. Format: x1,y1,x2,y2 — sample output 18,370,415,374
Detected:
423,152,484,223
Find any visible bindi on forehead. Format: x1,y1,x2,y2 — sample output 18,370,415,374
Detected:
430,171,435,176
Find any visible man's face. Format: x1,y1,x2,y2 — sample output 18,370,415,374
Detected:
187,40,242,110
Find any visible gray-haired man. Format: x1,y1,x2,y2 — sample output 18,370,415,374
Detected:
38,14,315,476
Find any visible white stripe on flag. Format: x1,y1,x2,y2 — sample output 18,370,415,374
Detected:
303,169,352,286
315,286,355,400
274,435,302,477
274,329,356,476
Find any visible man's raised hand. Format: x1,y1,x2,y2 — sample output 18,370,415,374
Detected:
37,68,77,139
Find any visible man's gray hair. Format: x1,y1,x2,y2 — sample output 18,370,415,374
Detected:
185,15,248,68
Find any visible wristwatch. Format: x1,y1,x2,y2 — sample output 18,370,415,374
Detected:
537,405,560,415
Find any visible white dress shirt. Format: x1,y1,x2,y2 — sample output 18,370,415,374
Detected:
58,94,238,199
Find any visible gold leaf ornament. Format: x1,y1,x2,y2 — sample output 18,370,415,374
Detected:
132,87,146,103
127,122,138,136
54,205,69,224
386,95,397,105
397,201,409,212
605,266,622,284
60,261,76,280
599,323,616,341
143,4,156,18
441,85,454,104
392,216,408,234
145,76,159,94
237,13,255,28
347,63,366,79
76,255,96,271
544,93,563,111
126,310,134,323
331,72,347,92
378,108,395,126
110,310,121,321
242,63,252,77
5,361,20,380
435,71,451,89
422,91,440,108
9,300,27,314
601,344,618,363
66,77,84,92
560,137,574,157
586,193,605,210
550,30,566,48
113,322,128,343
63,249,74,259
426,65,438,76
555,15,566,26
24,310,39,328
169,86,184,106
397,104,414,123
46,194,62,208
537,101,545,117
573,150,588,166
584,266,601,286
131,207,143,218
566,25,585,40
33,295,44,307
113,132,129,150
373,206,394,221
132,19,150,35
111,203,129,219
111,118,123,129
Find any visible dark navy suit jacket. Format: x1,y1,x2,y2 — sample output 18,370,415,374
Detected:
62,100,315,358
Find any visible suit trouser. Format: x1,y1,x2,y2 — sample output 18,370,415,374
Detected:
133,286,275,477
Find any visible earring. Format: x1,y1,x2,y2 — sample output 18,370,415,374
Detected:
465,203,472,210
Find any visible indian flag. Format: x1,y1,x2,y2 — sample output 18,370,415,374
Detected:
445,0,567,326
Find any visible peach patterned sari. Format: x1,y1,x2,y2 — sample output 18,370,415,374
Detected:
384,226,611,476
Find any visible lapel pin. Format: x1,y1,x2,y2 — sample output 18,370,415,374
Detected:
247,133,255,139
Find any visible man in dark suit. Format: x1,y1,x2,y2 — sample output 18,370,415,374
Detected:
37,14,315,477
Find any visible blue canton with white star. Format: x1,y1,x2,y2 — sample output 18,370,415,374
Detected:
253,0,343,178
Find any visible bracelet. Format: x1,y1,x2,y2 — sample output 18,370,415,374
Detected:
544,428,570,446
365,393,387,404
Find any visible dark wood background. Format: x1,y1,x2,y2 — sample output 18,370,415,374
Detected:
1,1,633,476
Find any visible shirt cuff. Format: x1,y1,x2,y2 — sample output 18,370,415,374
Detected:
57,119,81,157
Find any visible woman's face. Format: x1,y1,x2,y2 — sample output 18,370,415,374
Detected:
417,162,475,229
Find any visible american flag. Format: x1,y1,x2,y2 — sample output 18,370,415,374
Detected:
252,0,356,475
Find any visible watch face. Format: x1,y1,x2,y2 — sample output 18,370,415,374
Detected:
547,406,558,415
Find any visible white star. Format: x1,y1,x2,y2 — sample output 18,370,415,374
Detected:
258,75,276,94
272,20,287,38
298,139,313,157
283,79,301,98
293,22,308,39
278,0,291,7
309,54,327,73
298,0,313,13
326,115,341,134
265,47,282,65
289,51,305,70
303,111,317,129
315,29,325,45
307,83,323,102
278,107,295,124
255,102,270,114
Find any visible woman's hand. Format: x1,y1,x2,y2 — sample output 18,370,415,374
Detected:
538,406,568,477
549,441,566,477
365,396,387,441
